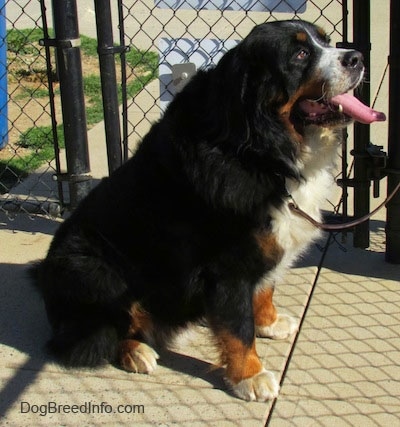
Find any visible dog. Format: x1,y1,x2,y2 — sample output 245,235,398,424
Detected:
32,20,385,401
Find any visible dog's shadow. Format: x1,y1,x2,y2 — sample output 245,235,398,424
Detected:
296,220,400,283
0,262,225,388
157,349,226,390
0,262,52,366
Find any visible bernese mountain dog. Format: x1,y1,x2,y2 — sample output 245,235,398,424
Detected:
32,20,385,401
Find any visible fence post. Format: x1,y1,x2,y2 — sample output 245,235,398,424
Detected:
52,0,91,209
352,0,371,248
386,0,400,264
94,0,122,174
0,0,7,150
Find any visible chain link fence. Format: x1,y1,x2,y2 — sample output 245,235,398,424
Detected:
1,0,62,217
1,0,349,218
120,0,347,153
1,2,399,425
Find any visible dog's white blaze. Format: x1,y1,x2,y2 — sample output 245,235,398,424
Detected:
305,28,365,97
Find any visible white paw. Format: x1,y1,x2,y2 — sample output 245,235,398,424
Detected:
230,369,280,401
122,342,159,374
256,314,298,340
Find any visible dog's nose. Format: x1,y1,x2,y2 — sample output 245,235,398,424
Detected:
341,50,364,68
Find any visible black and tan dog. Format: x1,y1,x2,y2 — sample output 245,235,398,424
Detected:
33,20,384,401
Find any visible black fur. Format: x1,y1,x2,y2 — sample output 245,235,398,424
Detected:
34,20,329,367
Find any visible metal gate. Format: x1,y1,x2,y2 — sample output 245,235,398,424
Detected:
1,0,399,259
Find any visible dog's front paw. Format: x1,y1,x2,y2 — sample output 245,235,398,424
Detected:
119,340,159,374
256,314,298,340
229,369,280,401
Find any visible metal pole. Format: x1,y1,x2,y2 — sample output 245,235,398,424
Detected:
39,0,64,207
52,0,91,209
352,0,371,248
341,0,349,234
94,0,122,174
0,0,8,150
118,0,129,163
386,0,400,263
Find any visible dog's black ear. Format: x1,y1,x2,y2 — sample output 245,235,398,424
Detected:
211,43,282,125
209,48,298,180
236,26,292,109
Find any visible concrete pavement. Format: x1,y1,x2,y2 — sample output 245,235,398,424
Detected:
1,1,399,425
1,182,399,426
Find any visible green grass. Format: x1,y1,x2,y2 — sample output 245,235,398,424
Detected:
80,34,99,57
6,28,44,54
18,125,64,150
84,74,104,125
9,125,64,171
2,29,159,191
0,125,64,191
15,86,58,100
83,48,158,125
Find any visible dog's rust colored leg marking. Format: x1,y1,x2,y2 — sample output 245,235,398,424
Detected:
253,287,277,327
127,302,154,337
119,339,141,369
118,303,159,373
254,287,298,340
118,339,159,373
217,331,263,384
255,231,284,269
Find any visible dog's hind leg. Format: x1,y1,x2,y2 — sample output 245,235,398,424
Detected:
47,321,122,367
118,340,159,374
117,302,159,374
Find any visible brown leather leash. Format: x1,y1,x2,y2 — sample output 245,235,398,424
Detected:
288,180,400,231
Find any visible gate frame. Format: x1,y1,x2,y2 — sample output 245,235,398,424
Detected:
37,0,400,262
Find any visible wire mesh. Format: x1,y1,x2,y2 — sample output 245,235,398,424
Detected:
0,0,347,216
0,0,62,217
1,2,398,426
120,0,347,156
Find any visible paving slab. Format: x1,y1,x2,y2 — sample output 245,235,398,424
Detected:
0,207,313,425
1,1,399,426
1,209,398,426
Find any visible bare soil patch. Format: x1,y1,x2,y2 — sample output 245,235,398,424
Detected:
1,45,101,163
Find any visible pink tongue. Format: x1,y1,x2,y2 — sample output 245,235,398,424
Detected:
330,93,386,124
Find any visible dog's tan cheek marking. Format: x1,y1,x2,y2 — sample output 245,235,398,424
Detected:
278,91,304,143
278,77,324,143
253,287,277,327
217,331,263,384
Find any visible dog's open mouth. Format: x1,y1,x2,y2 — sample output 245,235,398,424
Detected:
297,93,386,127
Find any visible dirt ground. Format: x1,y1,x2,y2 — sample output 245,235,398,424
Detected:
0,43,102,162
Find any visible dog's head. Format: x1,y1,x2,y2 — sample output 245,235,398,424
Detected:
168,20,385,201
227,20,385,140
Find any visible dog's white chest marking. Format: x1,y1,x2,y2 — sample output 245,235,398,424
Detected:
265,128,340,284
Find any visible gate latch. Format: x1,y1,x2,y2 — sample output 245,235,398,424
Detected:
366,143,388,198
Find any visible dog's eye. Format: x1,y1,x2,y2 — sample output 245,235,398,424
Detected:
296,49,310,60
